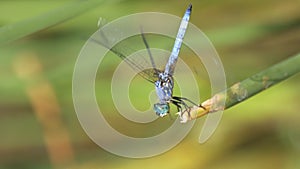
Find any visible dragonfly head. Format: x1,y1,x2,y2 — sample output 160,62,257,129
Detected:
153,103,169,117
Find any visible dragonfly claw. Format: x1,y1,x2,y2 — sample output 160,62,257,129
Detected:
176,110,190,123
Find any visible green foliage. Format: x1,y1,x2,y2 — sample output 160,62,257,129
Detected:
0,1,299,169
0,0,105,45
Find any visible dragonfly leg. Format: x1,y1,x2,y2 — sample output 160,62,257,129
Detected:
170,99,182,112
172,96,198,105
172,96,206,110
171,98,191,117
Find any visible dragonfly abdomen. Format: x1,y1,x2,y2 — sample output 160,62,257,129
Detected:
164,4,192,76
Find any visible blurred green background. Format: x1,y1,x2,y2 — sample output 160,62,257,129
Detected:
0,0,299,169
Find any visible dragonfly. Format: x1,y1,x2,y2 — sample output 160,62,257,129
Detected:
94,4,205,117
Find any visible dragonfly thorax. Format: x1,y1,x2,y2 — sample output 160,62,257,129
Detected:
153,73,174,117
155,73,174,103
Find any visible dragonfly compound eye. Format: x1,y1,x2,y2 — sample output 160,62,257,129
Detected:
153,103,169,117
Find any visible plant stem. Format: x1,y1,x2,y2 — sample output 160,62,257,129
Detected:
180,52,300,122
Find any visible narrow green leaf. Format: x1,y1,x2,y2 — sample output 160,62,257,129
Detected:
0,0,105,45
182,52,300,121
224,52,300,109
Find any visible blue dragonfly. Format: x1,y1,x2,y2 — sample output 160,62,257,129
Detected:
94,4,205,117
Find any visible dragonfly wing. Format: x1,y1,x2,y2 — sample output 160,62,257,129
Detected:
139,68,161,83
89,32,159,83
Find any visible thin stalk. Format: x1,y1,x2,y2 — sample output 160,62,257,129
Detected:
181,52,300,122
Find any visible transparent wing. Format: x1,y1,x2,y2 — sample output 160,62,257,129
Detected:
89,30,160,83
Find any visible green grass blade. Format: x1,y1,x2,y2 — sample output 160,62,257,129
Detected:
0,0,105,45
224,52,300,109
184,52,300,121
